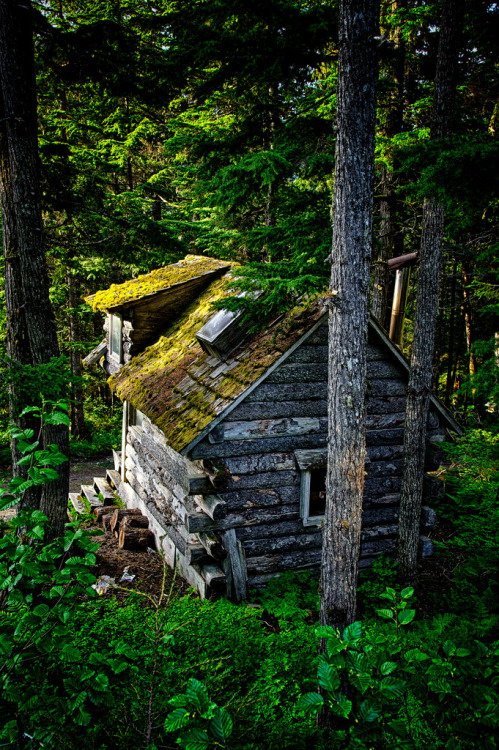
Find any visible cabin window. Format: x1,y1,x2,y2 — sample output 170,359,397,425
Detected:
109,313,122,362
135,409,144,428
295,448,327,526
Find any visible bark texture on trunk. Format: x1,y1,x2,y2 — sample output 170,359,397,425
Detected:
0,0,69,537
397,0,463,580
320,0,379,635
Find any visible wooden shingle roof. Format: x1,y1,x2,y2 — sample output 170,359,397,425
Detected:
108,275,328,452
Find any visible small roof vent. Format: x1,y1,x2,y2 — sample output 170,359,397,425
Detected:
196,291,261,360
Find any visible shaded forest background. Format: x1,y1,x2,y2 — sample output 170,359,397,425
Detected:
1,0,498,453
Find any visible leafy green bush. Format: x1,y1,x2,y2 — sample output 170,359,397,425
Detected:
300,587,499,749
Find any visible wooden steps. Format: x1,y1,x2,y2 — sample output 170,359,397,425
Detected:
106,469,121,491
81,484,102,510
69,493,86,515
94,477,115,502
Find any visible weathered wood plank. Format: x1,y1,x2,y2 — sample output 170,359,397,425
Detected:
421,505,437,528
367,361,404,379
209,417,325,443
217,485,300,509
242,531,322,557
81,485,102,509
214,470,300,493
94,477,116,503
221,529,248,602
229,400,328,421
112,449,122,472
366,428,405,446
366,397,407,414
364,476,401,496
266,363,327,384
220,452,296,475
185,504,301,533
365,459,403,478
369,379,407,396
245,382,327,402
285,346,328,364
69,493,86,514
366,445,404,461
106,469,122,491
365,413,405,430
140,425,190,490
197,532,226,560
191,433,328,460
82,339,107,367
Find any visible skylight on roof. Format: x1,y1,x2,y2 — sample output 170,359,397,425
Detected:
197,308,240,345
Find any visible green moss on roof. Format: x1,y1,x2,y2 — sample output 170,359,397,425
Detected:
109,278,326,453
86,255,232,312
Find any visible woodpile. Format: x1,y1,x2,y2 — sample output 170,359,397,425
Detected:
94,503,154,553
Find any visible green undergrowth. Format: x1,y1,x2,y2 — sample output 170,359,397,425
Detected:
1,427,498,748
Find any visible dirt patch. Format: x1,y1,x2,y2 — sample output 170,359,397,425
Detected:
91,526,191,605
70,457,114,493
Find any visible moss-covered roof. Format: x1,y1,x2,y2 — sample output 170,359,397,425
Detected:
109,276,326,453
86,255,232,312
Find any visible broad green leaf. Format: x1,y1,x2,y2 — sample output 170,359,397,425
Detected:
318,659,340,692
186,678,210,714
334,691,353,718
93,673,109,691
455,648,471,657
343,621,362,644
400,586,414,600
164,707,190,732
297,692,324,713
443,640,456,656
45,411,70,426
379,676,406,698
376,608,394,620
359,700,379,723
33,603,50,618
349,671,371,694
398,609,415,625
404,649,429,662
183,728,209,750
210,707,233,741
380,661,397,675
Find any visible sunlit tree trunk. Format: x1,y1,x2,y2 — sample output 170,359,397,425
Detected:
320,0,379,659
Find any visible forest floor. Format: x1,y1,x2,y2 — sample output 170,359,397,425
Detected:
90,525,190,605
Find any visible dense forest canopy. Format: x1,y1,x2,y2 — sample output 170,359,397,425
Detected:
0,0,497,424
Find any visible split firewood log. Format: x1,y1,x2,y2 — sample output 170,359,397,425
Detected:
118,527,154,551
120,514,149,531
110,508,142,535
95,505,118,525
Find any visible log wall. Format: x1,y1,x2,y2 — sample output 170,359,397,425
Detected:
189,320,442,590
121,318,444,596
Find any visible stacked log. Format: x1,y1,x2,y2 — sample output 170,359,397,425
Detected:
118,526,154,551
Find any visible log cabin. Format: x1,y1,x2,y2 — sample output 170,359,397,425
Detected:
84,254,461,600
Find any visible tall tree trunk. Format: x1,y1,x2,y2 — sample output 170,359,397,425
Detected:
397,0,463,581
0,0,69,537
320,0,379,649
67,272,89,440
371,0,405,327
